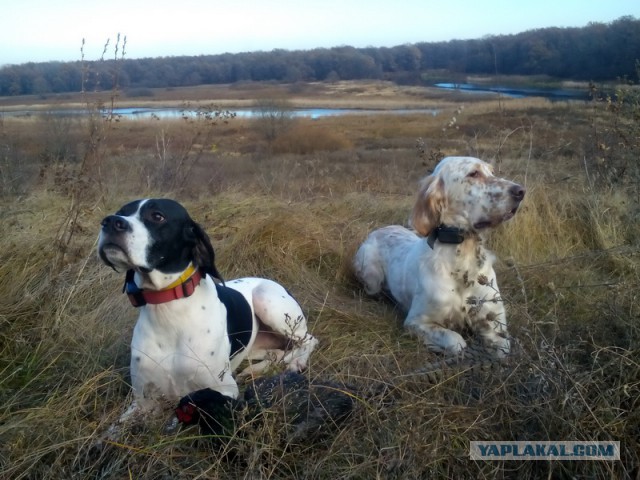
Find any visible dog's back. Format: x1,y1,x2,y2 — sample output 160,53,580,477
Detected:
354,226,422,304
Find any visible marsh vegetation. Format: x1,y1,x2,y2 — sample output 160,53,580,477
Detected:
1,80,639,479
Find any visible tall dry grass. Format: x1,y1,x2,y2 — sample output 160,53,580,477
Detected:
1,86,638,479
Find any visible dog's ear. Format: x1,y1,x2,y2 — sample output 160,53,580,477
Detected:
411,175,446,237
187,222,224,283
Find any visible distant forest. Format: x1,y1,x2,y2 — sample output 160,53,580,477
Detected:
1,16,638,97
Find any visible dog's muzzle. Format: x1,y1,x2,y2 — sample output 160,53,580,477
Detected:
98,215,133,271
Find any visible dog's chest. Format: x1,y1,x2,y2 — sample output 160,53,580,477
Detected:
130,289,234,399
447,249,502,323
447,243,495,289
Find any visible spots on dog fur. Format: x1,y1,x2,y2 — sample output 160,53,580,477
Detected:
462,271,474,288
467,307,480,319
465,296,481,319
475,245,486,268
476,311,501,332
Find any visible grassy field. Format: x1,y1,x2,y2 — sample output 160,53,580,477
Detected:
1,81,639,479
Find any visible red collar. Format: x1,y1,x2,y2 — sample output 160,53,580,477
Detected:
123,268,204,307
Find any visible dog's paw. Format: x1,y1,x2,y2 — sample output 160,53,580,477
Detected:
487,335,511,358
284,335,319,372
426,330,467,355
286,355,310,373
478,329,511,358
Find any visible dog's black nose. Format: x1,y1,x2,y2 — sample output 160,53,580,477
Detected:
509,184,526,201
101,215,130,233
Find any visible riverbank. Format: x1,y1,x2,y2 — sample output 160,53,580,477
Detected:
0,81,462,111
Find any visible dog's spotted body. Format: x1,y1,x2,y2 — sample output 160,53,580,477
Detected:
354,156,525,356
98,199,318,427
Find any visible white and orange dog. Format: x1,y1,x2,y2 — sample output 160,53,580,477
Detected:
98,198,318,426
354,156,525,357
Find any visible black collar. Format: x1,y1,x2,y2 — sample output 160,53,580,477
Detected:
427,225,467,249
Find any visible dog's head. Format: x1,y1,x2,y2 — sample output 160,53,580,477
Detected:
411,156,525,236
98,198,223,282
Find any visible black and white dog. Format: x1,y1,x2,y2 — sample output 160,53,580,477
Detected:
98,198,318,429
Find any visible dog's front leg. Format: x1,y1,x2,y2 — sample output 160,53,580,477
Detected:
89,400,140,453
477,307,510,358
404,308,467,355
100,397,158,444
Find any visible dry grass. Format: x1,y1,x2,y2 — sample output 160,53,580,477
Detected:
1,83,638,479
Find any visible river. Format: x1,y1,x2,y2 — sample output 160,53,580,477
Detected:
434,83,589,100
1,84,589,120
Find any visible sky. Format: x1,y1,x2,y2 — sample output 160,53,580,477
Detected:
1,0,638,66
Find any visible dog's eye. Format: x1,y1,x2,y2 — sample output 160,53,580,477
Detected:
150,212,165,223
468,170,481,178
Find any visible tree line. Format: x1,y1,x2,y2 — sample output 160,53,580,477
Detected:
1,16,638,97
